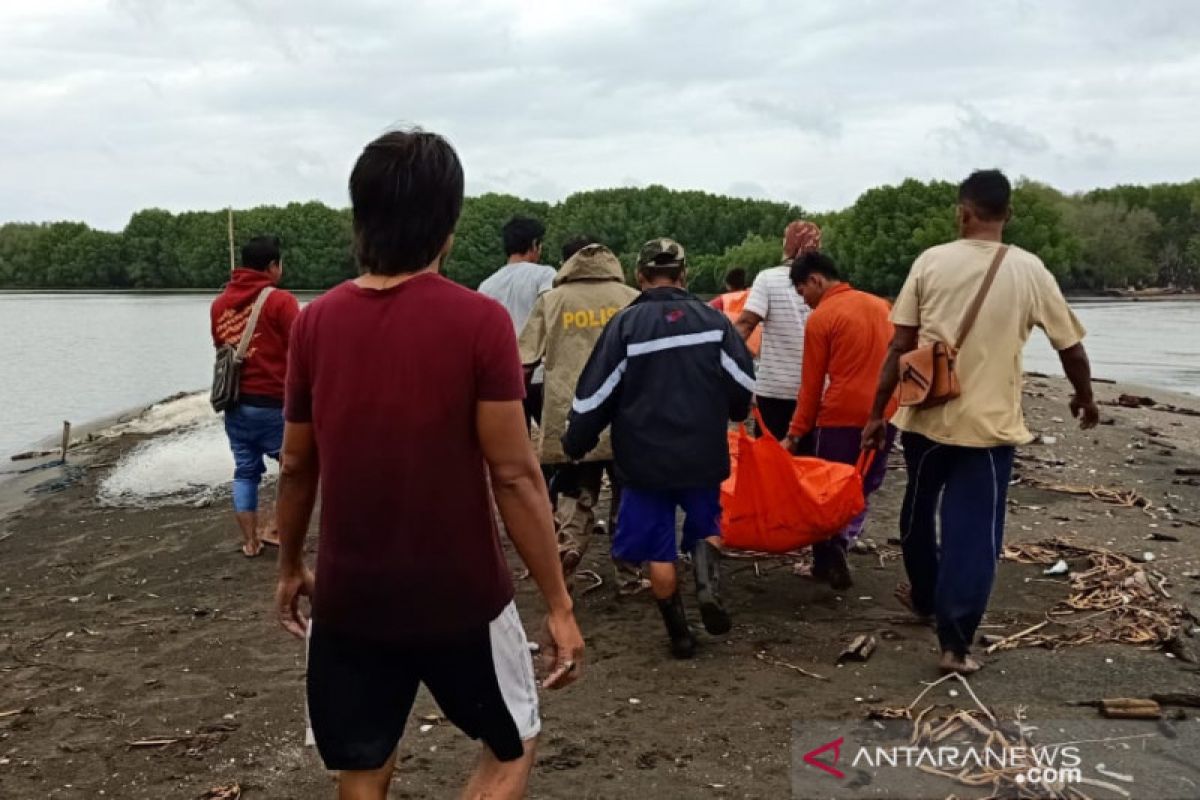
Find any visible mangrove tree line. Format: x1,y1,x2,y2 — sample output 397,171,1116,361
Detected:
2,178,1198,295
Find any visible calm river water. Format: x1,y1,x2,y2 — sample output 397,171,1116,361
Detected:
1,293,1198,458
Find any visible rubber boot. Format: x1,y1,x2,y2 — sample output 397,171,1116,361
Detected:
693,540,732,635
656,592,696,659
824,541,853,591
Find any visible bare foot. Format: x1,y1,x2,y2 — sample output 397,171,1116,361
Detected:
939,650,983,675
255,522,278,546
894,583,933,621
560,549,581,572
242,540,264,558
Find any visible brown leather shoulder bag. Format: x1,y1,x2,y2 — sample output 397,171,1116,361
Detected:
898,244,1008,409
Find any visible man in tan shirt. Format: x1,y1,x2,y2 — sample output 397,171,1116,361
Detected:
863,169,1099,675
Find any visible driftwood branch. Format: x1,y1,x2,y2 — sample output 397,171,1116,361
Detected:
754,651,828,681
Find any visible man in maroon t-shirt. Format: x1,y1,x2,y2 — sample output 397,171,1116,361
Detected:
210,235,300,557
274,129,584,800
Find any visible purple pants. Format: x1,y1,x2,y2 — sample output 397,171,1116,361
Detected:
801,425,896,568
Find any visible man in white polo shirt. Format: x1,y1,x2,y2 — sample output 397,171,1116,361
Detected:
735,221,822,439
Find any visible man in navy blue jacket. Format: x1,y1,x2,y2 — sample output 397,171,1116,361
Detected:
562,238,755,659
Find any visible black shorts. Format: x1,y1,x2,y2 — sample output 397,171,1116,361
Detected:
306,602,541,771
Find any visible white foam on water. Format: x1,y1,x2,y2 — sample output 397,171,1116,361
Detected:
97,393,276,508
107,392,218,436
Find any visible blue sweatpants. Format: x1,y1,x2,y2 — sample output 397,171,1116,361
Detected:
898,432,1015,656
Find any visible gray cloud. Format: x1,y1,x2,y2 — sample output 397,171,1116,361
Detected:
1073,128,1116,152
736,97,844,140
1,0,1198,228
934,104,1052,157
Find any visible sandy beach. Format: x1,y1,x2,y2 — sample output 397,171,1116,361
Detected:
2,377,1199,799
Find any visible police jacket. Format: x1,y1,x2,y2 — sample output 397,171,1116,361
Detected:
519,245,640,464
561,286,755,490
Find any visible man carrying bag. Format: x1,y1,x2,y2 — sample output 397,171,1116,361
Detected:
210,235,300,557
863,170,1099,675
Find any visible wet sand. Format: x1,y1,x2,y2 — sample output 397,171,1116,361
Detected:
1,378,1199,798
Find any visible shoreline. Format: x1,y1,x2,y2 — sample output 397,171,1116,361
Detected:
8,390,206,457
9,368,1200,463
0,391,211,521
6,376,1200,522
1065,292,1200,303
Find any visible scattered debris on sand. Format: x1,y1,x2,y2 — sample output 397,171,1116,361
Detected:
1015,479,1157,517
998,539,1190,652
837,634,877,663
754,650,828,681
863,674,1111,799
1097,698,1163,720
198,782,241,800
1106,393,1200,418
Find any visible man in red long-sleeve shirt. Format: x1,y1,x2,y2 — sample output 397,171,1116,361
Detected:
210,235,300,557
783,252,897,590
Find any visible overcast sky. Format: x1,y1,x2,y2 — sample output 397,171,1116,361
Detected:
2,0,1198,230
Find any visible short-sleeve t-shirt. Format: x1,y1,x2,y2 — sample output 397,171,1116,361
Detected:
890,240,1086,448
478,261,556,383
744,265,809,399
285,273,524,643
478,261,557,334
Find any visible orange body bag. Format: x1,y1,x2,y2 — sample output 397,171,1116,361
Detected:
720,410,873,553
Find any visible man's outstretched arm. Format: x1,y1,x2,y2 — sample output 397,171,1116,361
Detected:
862,325,918,450
478,399,584,690
1058,343,1099,429
275,421,318,639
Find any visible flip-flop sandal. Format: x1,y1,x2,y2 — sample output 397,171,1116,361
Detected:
242,542,264,558
939,654,984,675
894,583,933,621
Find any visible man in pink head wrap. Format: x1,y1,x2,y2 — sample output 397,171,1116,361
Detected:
783,220,822,261
734,220,822,440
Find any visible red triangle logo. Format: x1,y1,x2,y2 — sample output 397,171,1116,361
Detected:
803,736,846,779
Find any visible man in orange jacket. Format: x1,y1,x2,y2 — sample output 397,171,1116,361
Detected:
783,252,897,590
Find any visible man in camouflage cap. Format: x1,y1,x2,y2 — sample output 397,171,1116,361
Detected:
637,237,687,273
563,238,756,659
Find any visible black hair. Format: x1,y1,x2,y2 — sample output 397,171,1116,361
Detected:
241,235,281,271
349,129,464,276
502,216,546,257
561,235,599,263
958,169,1011,222
789,251,840,285
638,265,685,283
723,267,747,291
